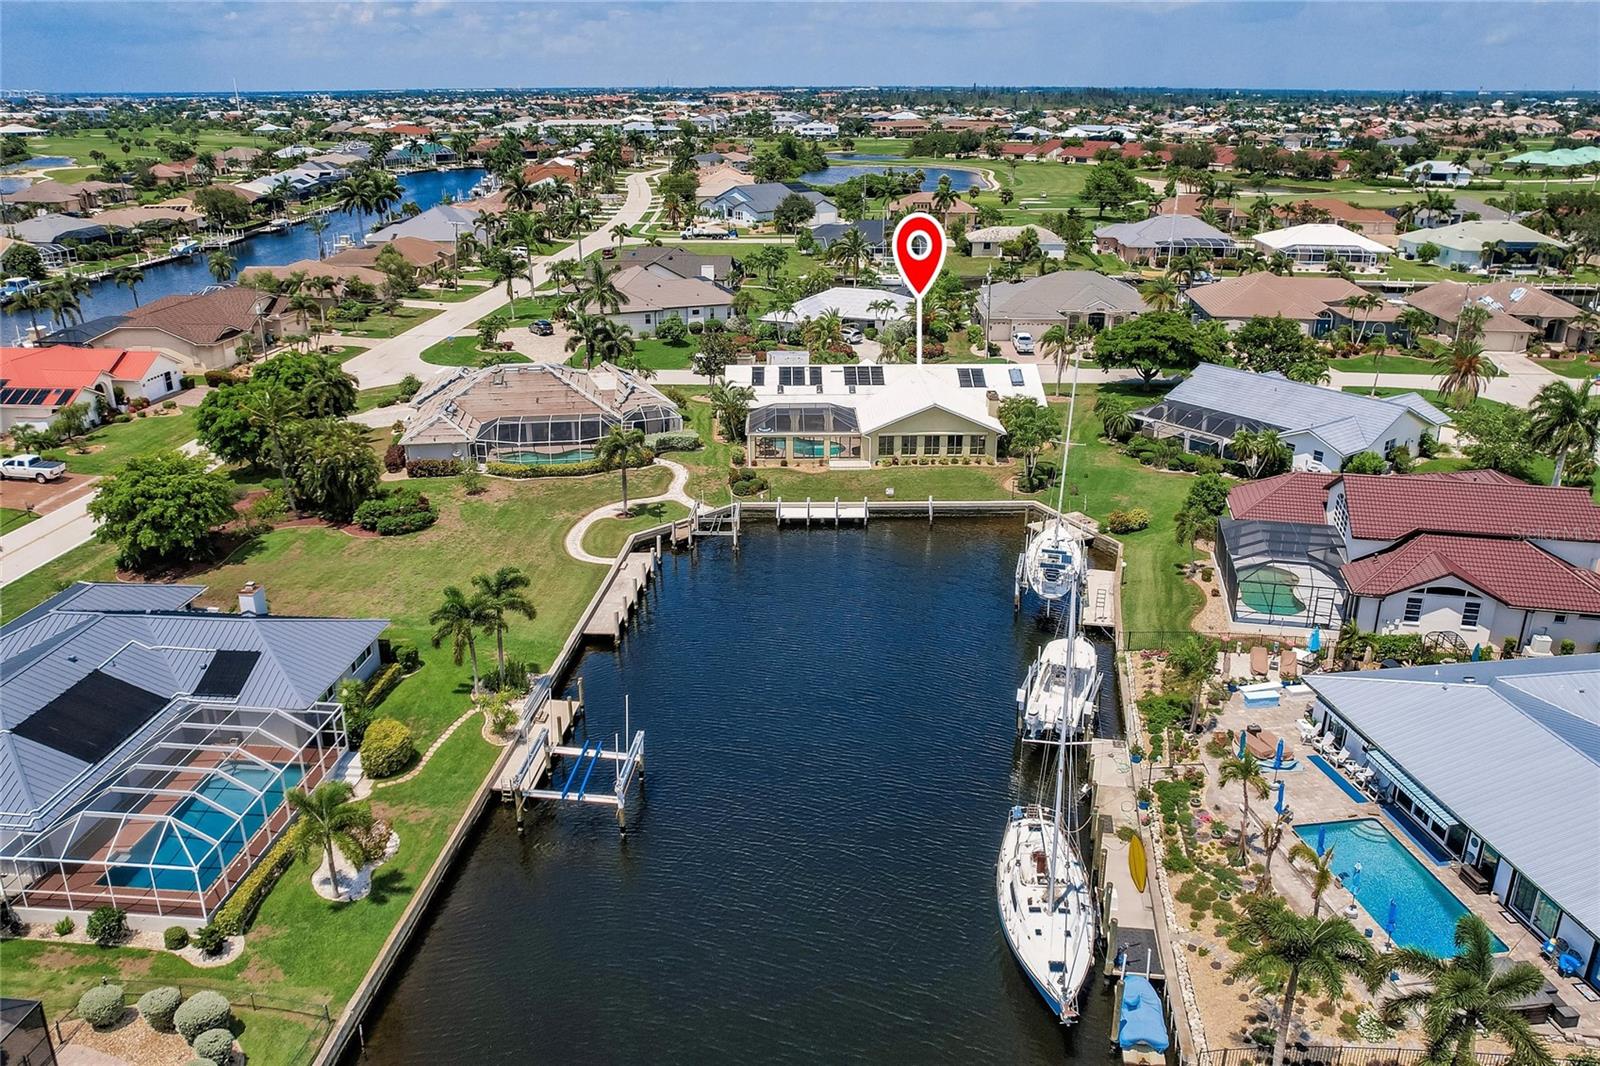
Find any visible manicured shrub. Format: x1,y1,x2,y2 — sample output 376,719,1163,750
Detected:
655,315,689,343
1501,636,1517,659
360,718,415,779
643,431,702,453
86,905,128,946
202,369,235,388
192,1028,235,1064
77,984,125,1029
363,662,406,708
484,450,654,479
355,488,437,536
405,458,464,478
1106,507,1151,534
164,925,190,950
192,923,227,956
137,986,183,1032
1559,638,1577,655
383,444,406,472
54,916,74,936
374,511,438,536
212,830,298,936
389,640,422,671
174,990,233,1043
395,372,423,402
686,318,704,336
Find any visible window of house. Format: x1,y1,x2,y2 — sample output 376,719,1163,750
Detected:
1384,438,1397,454
1461,600,1482,628
778,366,809,387
690,308,700,316
1008,368,1025,387
1403,596,1423,623
1312,450,1325,464
924,434,941,455
946,434,963,453
643,314,653,325
878,435,894,456
1553,613,1568,624
900,435,918,456
751,367,765,387
970,435,987,456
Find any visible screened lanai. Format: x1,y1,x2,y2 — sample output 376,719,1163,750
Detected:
1130,399,1276,456
747,402,863,463
1217,517,1347,629
0,701,345,920
473,403,683,465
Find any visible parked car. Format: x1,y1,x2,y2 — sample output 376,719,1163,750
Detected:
601,247,616,259
1,454,66,483
1012,331,1035,355
528,320,554,336
843,326,865,344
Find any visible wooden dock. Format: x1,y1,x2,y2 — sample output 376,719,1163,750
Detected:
775,497,869,525
581,554,655,641
1082,568,1118,629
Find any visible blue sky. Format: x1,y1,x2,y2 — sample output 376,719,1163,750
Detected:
3,1,1598,95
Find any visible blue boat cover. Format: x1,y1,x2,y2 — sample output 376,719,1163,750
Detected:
1118,974,1170,1053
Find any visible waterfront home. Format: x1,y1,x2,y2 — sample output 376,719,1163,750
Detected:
724,361,1046,467
1396,220,1568,271
1404,280,1582,352
606,265,734,332
399,362,682,467
0,581,386,923
1306,655,1600,995
0,345,184,432
760,285,908,329
1404,160,1474,186
1220,469,1600,642
616,245,736,283
1253,223,1390,272
45,288,292,372
1132,363,1448,471
1185,274,1407,338
1093,214,1235,266
965,224,1067,259
699,183,837,226
365,204,487,246
888,191,979,226
976,270,1146,344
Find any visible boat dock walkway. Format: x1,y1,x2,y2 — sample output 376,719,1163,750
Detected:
775,497,869,525
1082,569,1118,630
496,677,646,832
1091,738,1166,981
581,553,656,641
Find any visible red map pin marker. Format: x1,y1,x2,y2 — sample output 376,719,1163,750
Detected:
892,212,947,364
892,211,947,300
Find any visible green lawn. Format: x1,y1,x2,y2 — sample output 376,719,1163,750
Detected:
1,506,40,534
581,500,690,558
36,407,198,475
421,336,532,367
1328,352,1441,376
1532,354,1599,379
332,306,440,339
414,284,490,303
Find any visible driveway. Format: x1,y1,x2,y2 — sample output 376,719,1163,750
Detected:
343,169,663,389
0,470,98,515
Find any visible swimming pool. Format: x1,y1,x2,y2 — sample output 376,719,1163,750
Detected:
102,762,304,892
1308,754,1369,804
497,448,596,466
1294,818,1506,957
1237,565,1306,616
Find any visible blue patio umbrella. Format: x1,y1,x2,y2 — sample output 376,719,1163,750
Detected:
1471,644,1482,662
1352,862,1363,891
1316,825,1327,856
1238,731,1247,758
1308,628,1322,653
1385,898,1399,938
1275,780,1286,814
1273,737,1285,770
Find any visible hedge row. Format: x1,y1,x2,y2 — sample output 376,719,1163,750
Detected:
405,458,464,478
644,432,702,454
485,450,654,479
212,825,300,935
363,662,406,707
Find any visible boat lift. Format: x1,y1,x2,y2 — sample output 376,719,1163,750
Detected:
505,691,647,835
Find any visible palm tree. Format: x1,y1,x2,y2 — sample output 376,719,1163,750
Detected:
572,259,623,316
113,265,145,307
308,214,330,259
1372,914,1553,1066
285,781,373,901
9,288,44,334
594,424,649,516
208,250,236,283
1232,898,1376,1066
1037,323,1071,391
1397,307,1436,350
1140,275,1180,312
1218,751,1268,864
1434,339,1492,410
548,257,583,295
1229,428,1290,478
240,384,303,513
609,222,630,250
930,175,957,217
1479,239,1508,271
288,293,321,349
1528,379,1600,485
825,227,872,279
1267,251,1295,276
471,566,536,683
1287,841,1338,917
430,585,492,694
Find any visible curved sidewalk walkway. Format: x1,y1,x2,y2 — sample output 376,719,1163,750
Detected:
562,458,693,565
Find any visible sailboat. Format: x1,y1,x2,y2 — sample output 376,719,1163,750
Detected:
1016,634,1101,741
1020,354,1086,605
997,584,1097,1022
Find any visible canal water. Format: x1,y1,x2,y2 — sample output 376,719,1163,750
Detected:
2,168,484,330
802,154,988,191
348,517,1123,1066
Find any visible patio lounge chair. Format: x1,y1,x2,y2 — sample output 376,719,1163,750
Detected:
1297,720,1318,743
1279,653,1299,681
1250,646,1269,677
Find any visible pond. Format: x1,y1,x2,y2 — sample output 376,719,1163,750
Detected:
800,154,989,191
2,168,485,330
346,518,1122,1065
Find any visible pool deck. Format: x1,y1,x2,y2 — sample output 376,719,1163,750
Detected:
1196,678,1600,1049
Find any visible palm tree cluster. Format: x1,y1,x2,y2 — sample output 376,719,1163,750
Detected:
430,566,537,695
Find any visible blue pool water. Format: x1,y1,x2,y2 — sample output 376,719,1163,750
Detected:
1295,818,1506,957
2,168,484,328
103,761,303,892
498,448,596,466
1308,753,1369,804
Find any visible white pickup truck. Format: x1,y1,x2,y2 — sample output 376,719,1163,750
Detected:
0,454,67,483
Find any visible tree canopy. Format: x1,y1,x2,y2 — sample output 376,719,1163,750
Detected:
88,451,236,570
1093,311,1227,385
1232,315,1329,382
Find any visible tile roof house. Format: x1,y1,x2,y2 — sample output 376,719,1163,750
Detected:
0,581,386,921
47,288,292,372
1218,469,1600,647
1404,281,1581,353
1094,214,1235,264
889,191,980,225
1306,656,1600,971
977,270,1147,343
1185,273,1407,337
1131,363,1449,472
0,346,184,432
607,264,734,332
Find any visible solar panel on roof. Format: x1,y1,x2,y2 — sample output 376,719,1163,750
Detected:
192,650,260,700
13,670,170,764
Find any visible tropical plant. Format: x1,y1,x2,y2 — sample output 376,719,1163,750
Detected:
285,781,374,901
113,265,145,307
594,424,649,515
472,566,537,682
708,382,755,443
1528,379,1599,486
207,250,236,283
1232,898,1376,1066
1371,913,1554,1066
239,384,305,513
1434,339,1493,410
1140,275,1181,312
1228,428,1292,478
430,585,493,693
1218,751,1268,864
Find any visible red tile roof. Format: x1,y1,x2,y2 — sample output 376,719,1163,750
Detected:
1342,473,1600,543
1227,473,1339,524
1342,534,1600,612
1,345,162,387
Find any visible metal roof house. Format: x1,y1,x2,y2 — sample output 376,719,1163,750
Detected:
1094,214,1236,265
1307,655,1600,993
698,183,837,226
0,582,387,923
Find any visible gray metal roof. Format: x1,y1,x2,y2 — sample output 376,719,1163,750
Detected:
367,204,484,245
1307,655,1600,936
0,582,386,831
1095,214,1234,249
705,182,832,215
1160,364,1448,455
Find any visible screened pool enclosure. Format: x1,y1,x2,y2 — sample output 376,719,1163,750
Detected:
472,404,683,465
0,701,346,921
1217,518,1347,629
747,403,864,463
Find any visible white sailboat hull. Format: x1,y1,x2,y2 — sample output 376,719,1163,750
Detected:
1023,519,1086,603
1017,636,1101,741
996,805,1097,1023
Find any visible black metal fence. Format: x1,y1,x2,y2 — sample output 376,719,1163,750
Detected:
1197,1045,1560,1066
53,976,331,1059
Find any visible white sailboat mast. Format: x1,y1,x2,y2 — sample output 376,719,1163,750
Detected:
1055,353,1082,516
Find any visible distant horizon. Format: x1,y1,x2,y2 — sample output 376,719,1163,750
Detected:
4,1,1598,96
